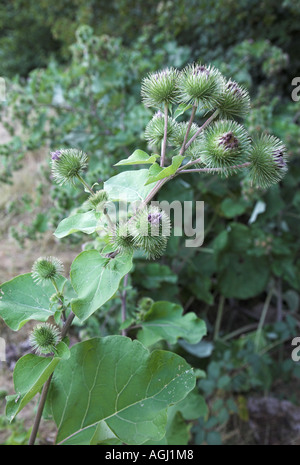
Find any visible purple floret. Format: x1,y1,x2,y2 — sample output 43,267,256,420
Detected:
51,150,62,161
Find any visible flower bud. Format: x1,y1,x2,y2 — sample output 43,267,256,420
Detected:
51,148,88,186
32,256,64,285
86,189,108,211
216,78,250,119
110,222,136,254
128,206,171,259
141,68,179,109
145,111,177,147
248,134,287,188
200,120,251,171
29,323,61,355
178,63,223,109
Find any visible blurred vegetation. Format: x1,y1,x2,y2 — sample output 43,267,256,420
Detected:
1,0,300,445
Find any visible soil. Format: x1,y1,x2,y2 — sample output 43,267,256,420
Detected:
0,123,80,444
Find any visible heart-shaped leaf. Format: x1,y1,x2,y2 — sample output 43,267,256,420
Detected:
0,274,66,331
70,250,133,321
48,336,196,445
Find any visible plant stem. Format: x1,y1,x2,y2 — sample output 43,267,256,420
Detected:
255,288,274,351
140,110,223,207
222,323,258,342
179,105,197,155
143,177,169,205
276,278,283,322
28,311,75,445
76,174,94,195
120,274,129,336
160,103,169,167
178,162,251,174
51,278,60,295
104,208,115,232
185,109,219,150
213,295,225,341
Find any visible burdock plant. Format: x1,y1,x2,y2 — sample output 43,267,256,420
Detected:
0,62,287,446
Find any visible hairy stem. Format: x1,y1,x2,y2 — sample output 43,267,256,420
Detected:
76,174,94,195
143,177,169,205
178,162,251,174
185,109,219,150
179,105,197,156
28,311,75,445
104,208,115,232
160,103,169,167
120,274,129,336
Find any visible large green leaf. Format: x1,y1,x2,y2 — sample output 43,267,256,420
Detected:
6,341,70,421
136,301,207,347
104,169,155,202
145,389,208,445
48,336,196,445
114,149,159,166
54,211,99,238
0,274,66,331
70,250,133,321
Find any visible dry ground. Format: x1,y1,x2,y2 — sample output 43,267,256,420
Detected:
0,123,79,444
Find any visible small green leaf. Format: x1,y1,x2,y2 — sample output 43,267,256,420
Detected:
0,274,66,331
6,341,70,421
137,301,207,347
104,169,156,202
70,250,133,321
114,150,159,166
49,336,196,445
173,103,193,120
54,211,99,238
145,155,184,185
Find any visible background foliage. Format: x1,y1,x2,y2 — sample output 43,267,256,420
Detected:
1,0,300,445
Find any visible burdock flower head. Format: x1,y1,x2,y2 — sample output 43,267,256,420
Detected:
86,189,109,211
128,205,171,259
216,78,250,119
144,111,178,147
32,256,64,286
51,148,88,186
248,134,287,188
29,323,61,355
178,63,223,109
141,68,179,109
200,120,251,171
110,222,136,254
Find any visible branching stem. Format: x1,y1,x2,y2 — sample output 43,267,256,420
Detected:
179,105,197,156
